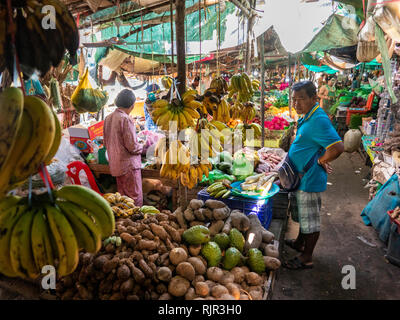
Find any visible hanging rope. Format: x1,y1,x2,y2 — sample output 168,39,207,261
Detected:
217,0,221,76
199,0,202,85
170,0,174,76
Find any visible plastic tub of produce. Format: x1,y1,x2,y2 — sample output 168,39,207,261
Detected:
198,189,274,229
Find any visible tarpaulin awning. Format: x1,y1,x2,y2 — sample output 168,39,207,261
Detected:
302,14,360,53
303,64,338,74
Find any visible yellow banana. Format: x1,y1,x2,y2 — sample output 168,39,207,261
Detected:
44,108,62,165
46,204,79,276
0,204,28,277
12,96,55,184
0,87,24,172
0,196,21,214
56,200,101,254
10,207,39,279
31,208,54,272
152,99,169,109
55,185,115,239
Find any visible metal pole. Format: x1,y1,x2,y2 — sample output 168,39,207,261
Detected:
260,37,265,148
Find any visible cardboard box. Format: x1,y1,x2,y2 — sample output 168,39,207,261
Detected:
68,121,104,153
88,120,104,140
70,136,92,153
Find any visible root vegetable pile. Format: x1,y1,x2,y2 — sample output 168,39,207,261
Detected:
55,198,280,300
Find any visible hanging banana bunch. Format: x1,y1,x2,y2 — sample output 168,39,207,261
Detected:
1,0,79,78
151,89,202,131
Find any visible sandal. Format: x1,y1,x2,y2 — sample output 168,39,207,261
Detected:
284,239,304,253
283,257,313,270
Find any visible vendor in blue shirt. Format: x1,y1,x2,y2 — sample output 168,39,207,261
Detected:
284,81,344,270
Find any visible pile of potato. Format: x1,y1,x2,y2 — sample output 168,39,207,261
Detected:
54,199,280,300
55,209,185,300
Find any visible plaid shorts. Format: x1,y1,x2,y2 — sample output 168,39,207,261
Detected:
289,190,321,234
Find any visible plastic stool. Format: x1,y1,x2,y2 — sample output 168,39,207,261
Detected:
66,161,102,195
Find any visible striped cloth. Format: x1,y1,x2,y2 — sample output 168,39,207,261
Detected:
289,190,322,234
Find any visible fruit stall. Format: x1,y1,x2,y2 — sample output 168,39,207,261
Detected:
0,0,297,301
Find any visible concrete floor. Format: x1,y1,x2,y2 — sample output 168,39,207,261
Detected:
272,152,400,300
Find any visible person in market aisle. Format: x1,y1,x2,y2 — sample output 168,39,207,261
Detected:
283,81,344,270
103,89,148,207
143,83,159,131
318,76,336,115
191,76,200,91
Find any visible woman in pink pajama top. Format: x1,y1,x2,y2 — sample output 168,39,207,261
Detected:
103,89,144,206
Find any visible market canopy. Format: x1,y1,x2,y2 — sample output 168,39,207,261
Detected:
302,14,359,53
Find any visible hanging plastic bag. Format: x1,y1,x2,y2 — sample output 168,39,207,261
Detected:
232,152,254,181
71,68,108,113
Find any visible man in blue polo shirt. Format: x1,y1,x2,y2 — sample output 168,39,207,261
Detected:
284,81,344,270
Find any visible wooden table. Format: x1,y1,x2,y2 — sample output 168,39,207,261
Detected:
87,164,201,209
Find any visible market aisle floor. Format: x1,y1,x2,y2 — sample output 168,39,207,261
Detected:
272,152,400,300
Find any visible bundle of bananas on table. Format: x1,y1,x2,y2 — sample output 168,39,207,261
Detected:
159,140,212,189
103,192,140,218
0,88,62,197
0,185,114,279
161,76,173,90
188,119,224,159
200,89,220,115
206,181,232,199
209,76,229,96
212,98,231,123
151,90,201,131
0,0,79,78
235,122,262,142
228,73,259,102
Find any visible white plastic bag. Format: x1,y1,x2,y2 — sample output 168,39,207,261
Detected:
54,137,85,167
344,129,362,153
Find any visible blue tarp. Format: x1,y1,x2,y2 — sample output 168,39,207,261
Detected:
361,174,400,244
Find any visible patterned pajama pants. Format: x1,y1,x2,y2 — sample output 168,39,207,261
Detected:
289,190,322,234
116,169,143,207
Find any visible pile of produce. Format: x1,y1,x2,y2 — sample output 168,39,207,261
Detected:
231,102,257,123
103,193,141,218
228,74,259,102
0,185,114,279
161,76,173,90
240,172,278,197
155,139,213,189
235,122,262,143
72,88,109,113
0,0,79,78
209,77,229,96
151,90,201,131
264,116,289,131
383,124,400,154
206,182,232,199
349,96,367,109
0,88,61,197
257,149,284,172
55,199,280,300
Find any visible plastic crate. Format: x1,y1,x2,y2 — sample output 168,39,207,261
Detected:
197,189,273,229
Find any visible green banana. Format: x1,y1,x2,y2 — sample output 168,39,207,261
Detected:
55,185,115,239
31,208,54,271
0,87,24,173
45,204,78,276
221,190,231,199
12,96,55,184
0,196,21,214
10,208,39,279
214,189,228,198
0,204,27,277
56,200,101,254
